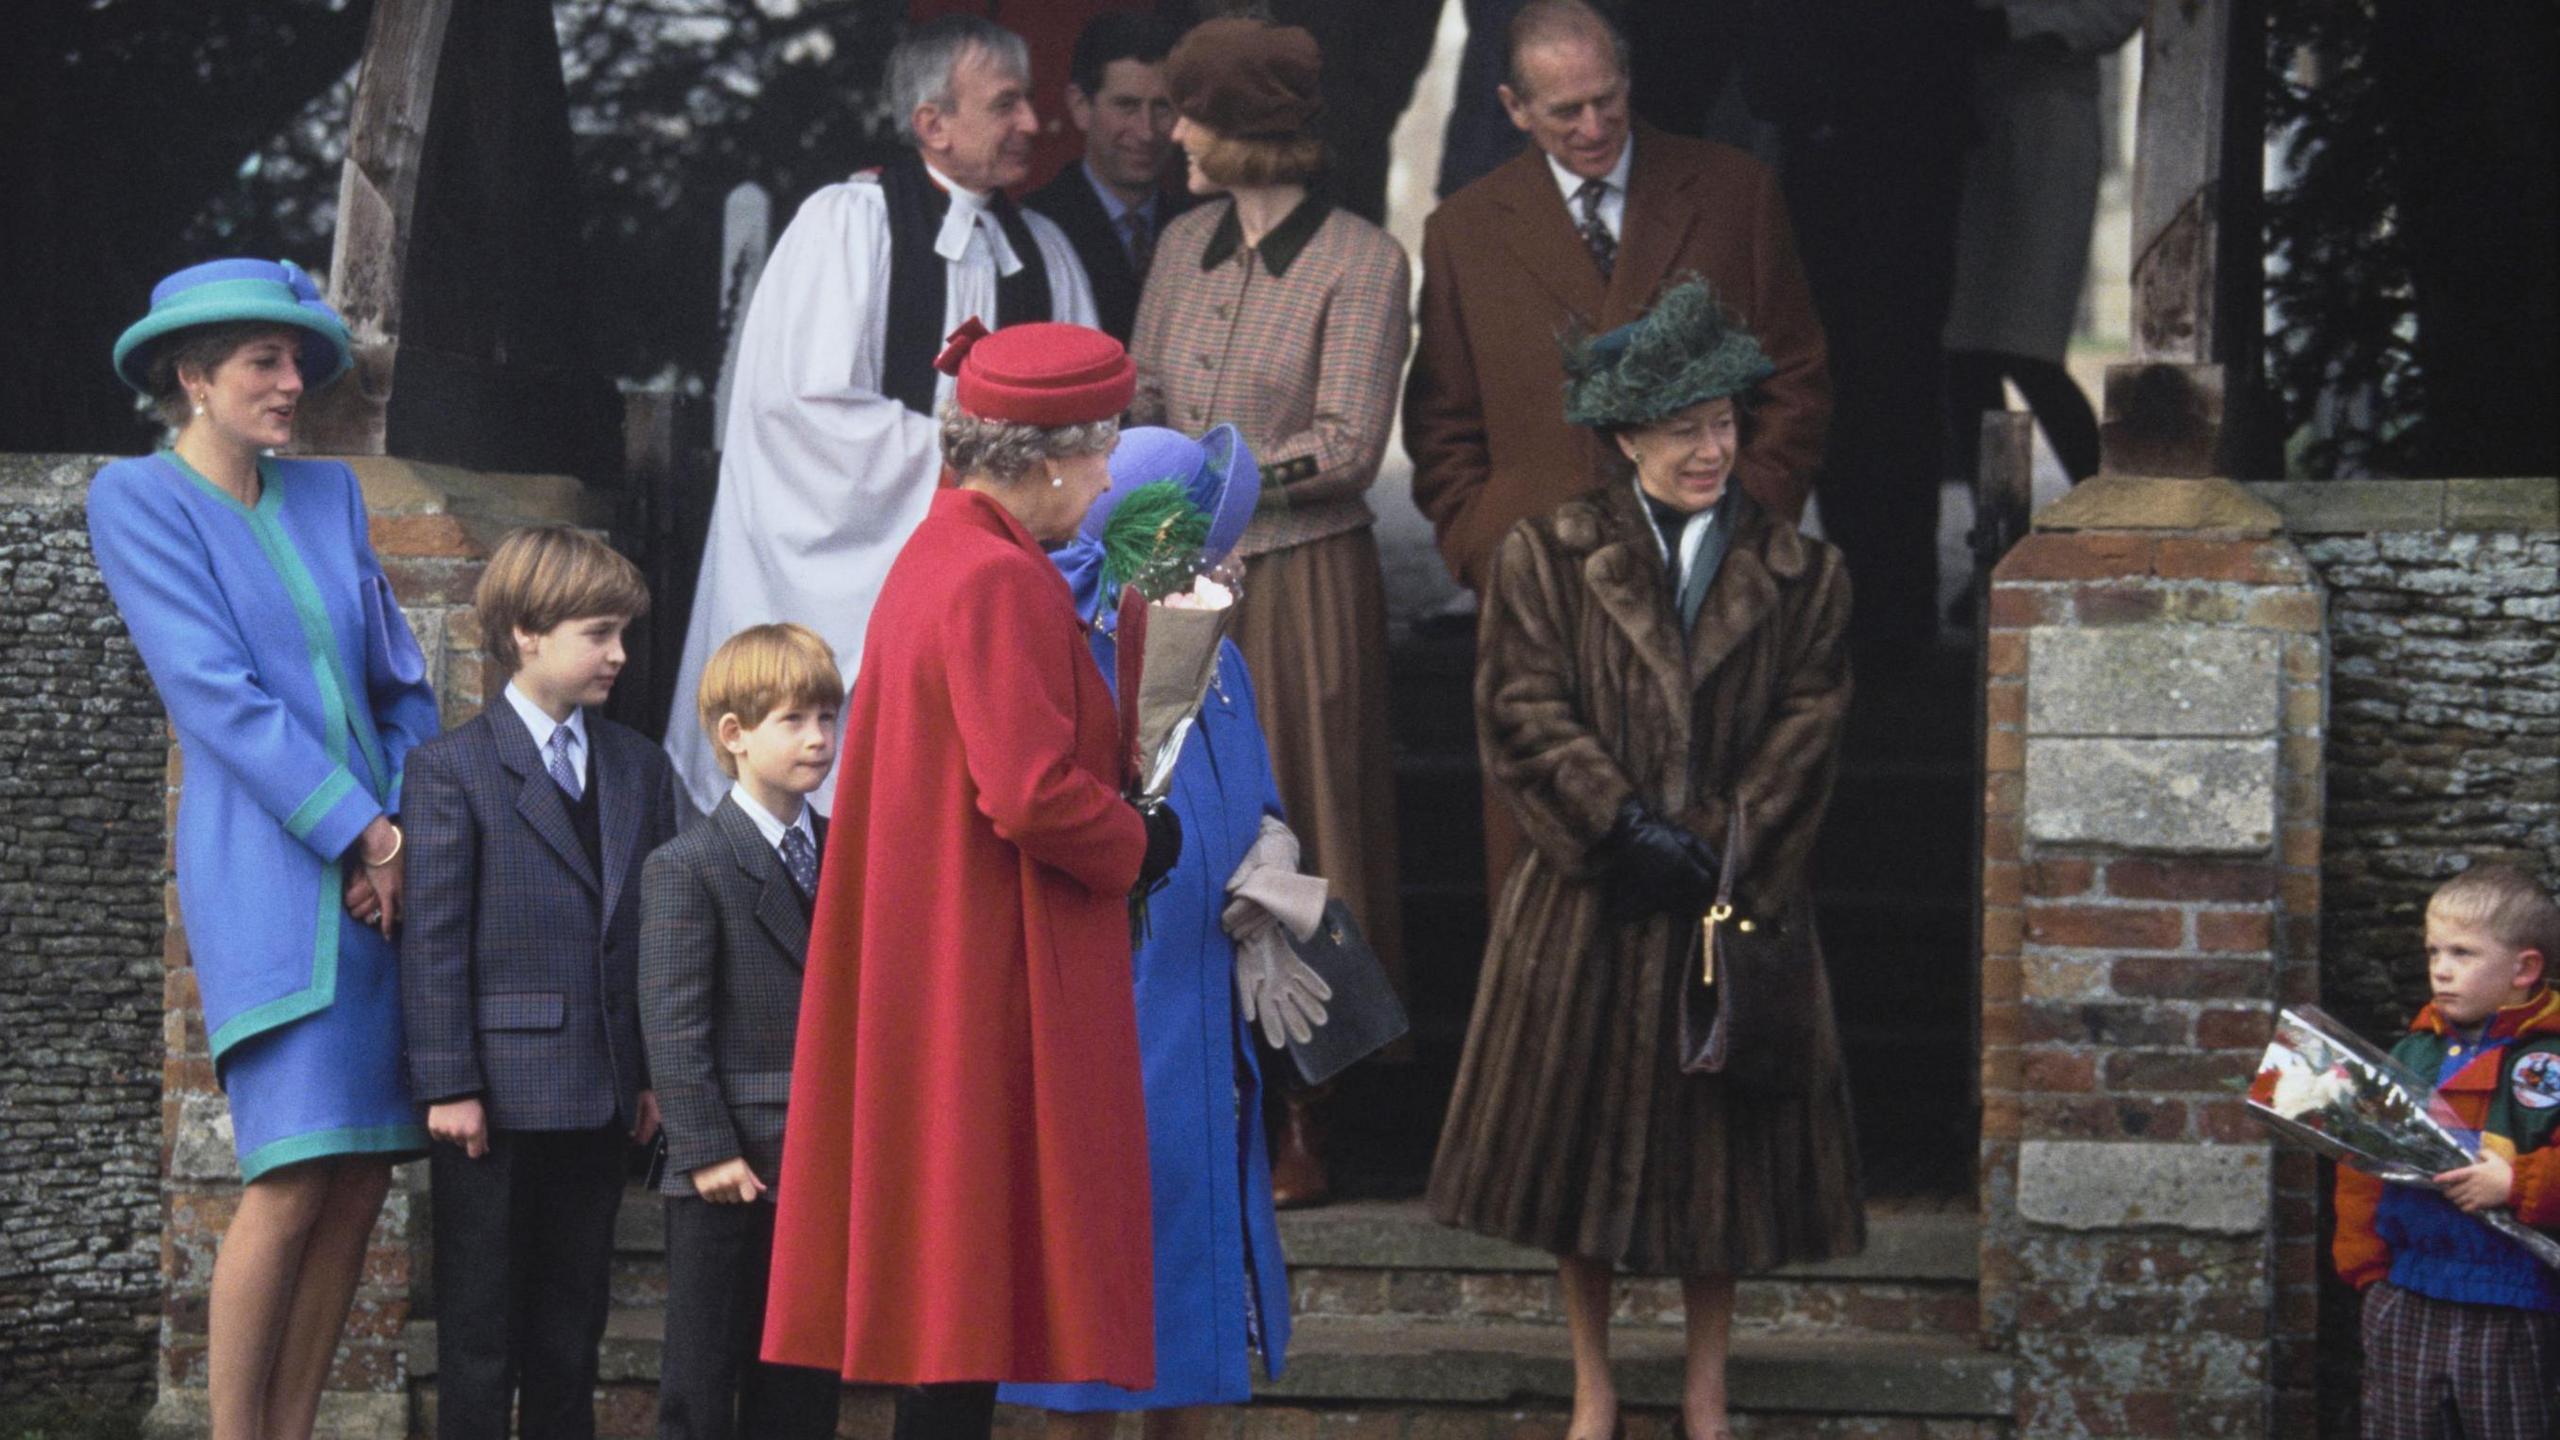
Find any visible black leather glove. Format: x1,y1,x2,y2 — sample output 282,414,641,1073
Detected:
1594,801,1719,921
1134,802,1184,896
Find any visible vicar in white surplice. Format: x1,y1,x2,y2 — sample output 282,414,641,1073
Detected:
667,15,1097,813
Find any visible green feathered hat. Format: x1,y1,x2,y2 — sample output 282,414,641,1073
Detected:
1560,276,1775,431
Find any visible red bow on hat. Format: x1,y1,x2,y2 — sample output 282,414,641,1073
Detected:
934,317,991,378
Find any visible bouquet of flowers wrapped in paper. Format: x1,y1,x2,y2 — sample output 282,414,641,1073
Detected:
1097,480,1239,807
2248,1005,2560,1269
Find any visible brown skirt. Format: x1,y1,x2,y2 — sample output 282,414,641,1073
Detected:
1232,528,1406,989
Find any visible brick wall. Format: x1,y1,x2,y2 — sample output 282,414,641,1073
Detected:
1978,477,2326,1438
0,455,167,1404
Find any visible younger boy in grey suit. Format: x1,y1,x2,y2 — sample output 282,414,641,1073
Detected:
401,526,681,1440
640,623,844,1440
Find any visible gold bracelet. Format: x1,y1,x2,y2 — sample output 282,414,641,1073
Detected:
361,823,404,868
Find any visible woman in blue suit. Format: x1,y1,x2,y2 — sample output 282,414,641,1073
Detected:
1005,426,1299,1440
89,260,440,1440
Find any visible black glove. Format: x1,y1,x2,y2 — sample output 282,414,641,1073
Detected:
1594,801,1719,921
1134,802,1184,896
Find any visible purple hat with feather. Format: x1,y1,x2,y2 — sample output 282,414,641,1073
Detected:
1081,423,1260,564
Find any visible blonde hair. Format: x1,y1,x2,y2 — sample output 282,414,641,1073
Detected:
697,623,846,778
2429,863,2560,962
1191,130,1325,188
473,525,650,672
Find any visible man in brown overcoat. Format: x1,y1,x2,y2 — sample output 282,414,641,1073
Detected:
1402,0,1829,895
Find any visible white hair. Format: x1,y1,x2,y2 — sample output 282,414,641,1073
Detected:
938,406,1119,484
887,17,1031,146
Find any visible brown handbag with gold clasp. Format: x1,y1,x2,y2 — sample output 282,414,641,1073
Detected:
1676,802,1819,1092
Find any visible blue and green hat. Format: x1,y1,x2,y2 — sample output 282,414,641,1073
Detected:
112,258,353,397
1561,275,1774,432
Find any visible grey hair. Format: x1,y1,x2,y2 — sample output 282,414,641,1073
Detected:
1505,0,1630,97
938,406,1120,484
887,17,1031,146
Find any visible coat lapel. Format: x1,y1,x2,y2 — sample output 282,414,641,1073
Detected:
716,796,811,966
491,704,599,894
1608,124,1706,322
594,714,645,923
1488,150,1607,321
1582,488,1691,723
1685,500,1794,694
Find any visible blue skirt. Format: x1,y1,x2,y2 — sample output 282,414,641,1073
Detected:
216,913,428,1182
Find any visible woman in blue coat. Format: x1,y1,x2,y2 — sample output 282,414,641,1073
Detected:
1004,426,1297,1438
89,259,439,1440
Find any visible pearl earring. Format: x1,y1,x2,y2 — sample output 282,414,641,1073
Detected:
1050,471,1065,489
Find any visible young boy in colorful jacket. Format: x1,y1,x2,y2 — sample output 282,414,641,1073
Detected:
2334,862,2560,1438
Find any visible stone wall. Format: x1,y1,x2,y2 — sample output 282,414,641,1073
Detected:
2247,479,2560,1042
1978,477,2327,1438
0,455,167,1402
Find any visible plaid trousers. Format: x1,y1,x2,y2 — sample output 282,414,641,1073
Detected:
2361,1280,2560,1439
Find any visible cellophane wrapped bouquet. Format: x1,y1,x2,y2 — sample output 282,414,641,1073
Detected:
1091,481,1238,933
2248,1005,2560,1269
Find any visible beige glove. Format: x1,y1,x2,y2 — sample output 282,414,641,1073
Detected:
1221,816,1327,941
1224,817,1333,1046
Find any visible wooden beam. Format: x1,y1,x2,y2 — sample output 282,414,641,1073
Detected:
298,0,455,455
2111,0,2269,476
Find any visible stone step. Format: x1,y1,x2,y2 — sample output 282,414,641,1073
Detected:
599,1196,1979,1340
407,1314,2010,1425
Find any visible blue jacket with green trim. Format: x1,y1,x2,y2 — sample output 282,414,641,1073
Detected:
88,453,440,1059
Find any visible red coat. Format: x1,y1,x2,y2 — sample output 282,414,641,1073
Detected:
763,487,1155,1386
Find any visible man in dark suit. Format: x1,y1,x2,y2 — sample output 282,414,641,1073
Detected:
640,623,844,1440
401,527,683,1440
1402,0,1830,898
1025,12,1194,344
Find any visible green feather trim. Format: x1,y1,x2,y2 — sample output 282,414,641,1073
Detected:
1561,275,1776,431
1099,480,1211,599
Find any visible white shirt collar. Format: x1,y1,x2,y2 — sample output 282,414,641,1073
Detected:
503,680,587,773
923,159,1024,275
730,781,815,855
1546,135,1634,218
1633,479,1718,581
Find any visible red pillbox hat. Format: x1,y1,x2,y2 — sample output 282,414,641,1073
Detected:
936,318,1136,426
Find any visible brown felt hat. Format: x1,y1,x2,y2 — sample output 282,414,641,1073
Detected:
1165,17,1323,140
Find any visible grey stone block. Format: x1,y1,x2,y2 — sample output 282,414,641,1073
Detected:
2247,479,2443,534
2024,737,2280,854
2016,1140,2269,1234
169,1090,236,1183
2445,477,2560,531
2028,627,2281,737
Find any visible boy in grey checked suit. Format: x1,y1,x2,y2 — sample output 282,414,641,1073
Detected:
400,527,682,1440
639,624,844,1440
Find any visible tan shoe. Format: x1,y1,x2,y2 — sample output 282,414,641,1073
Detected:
1268,1087,1331,1209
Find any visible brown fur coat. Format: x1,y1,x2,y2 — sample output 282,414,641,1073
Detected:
1427,483,1865,1275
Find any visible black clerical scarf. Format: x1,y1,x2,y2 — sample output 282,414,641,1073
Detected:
879,150,1054,417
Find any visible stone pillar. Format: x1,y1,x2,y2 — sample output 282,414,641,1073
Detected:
149,460,607,1438
1978,476,2327,1436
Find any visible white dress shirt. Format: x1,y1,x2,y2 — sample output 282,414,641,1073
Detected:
730,780,816,861
1547,136,1634,241
504,681,588,788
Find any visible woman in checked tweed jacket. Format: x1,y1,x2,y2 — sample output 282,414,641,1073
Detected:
1130,18,1411,1204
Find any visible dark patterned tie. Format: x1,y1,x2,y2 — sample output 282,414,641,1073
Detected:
1122,208,1154,280
779,827,819,899
1576,177,1616,280
545,728,582,800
